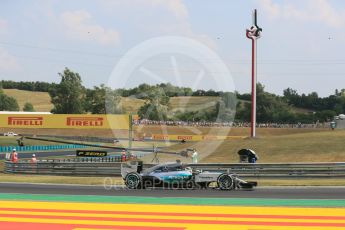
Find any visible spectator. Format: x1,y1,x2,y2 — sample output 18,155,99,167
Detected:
129,152,135,160
192,149,198,163
247,149,258,163
30,154,37,164
121,150,126,162
135,119,328,129
10,149,18,163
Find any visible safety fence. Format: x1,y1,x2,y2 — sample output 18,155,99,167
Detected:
4,161,345,178
0,144,90,153
187,163,345,178
3,159,145,176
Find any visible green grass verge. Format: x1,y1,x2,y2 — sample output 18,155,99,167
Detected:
0,193,344,207
0,172,344,186
0,136,66,146
0,173,122,185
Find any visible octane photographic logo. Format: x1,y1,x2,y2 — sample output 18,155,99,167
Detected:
106,36,236,160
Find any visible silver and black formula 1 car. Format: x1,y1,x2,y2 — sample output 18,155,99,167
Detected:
121,161,257,190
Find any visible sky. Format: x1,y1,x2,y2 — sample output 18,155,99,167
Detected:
0,0,345,96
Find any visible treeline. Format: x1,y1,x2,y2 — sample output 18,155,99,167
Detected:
137,88,236,122
0,79,231,98
1,80,57,92
46,68,237,122
283,88,345,113
117,83,223,97
236,84,344,123
1,67,344,123
48,68,337,123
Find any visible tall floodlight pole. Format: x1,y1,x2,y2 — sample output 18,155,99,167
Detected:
246,9,262,138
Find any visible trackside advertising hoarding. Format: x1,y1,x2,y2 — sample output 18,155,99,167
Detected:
0,114,129,130
76,150,107,157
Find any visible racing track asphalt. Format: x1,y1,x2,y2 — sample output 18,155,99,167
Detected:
0,182,345,199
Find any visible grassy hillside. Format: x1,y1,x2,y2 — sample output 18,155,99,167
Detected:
3,89,53,112
201,130,345,163
122,96,221,113
140,130,344,163
3,89,314,115
3,89,222,113
169,96,220,112
120,97,145,113
2,89,146,113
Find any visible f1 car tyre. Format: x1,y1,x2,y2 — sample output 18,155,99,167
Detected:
125,172,142,189
217,173,234,190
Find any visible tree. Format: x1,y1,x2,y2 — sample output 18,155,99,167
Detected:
0,90,19,111
235,101,251,121
183,87,193,96
138,103,168,120
256,83,295,123
84,85,122,114
215,100,236,122
315,110,336,122
50,68,85,114
236,83,295,123
220,92,237,110
23,102,35,112
283,88,299,105
138,88,169,120
105,87,123,114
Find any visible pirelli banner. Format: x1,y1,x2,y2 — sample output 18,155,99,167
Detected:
0,114,129,130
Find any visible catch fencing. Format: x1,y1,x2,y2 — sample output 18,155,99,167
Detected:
4,161,345,178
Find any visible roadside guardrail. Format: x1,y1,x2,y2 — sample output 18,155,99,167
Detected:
188,163,345,178
3,158,150,176
4,161,345,178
